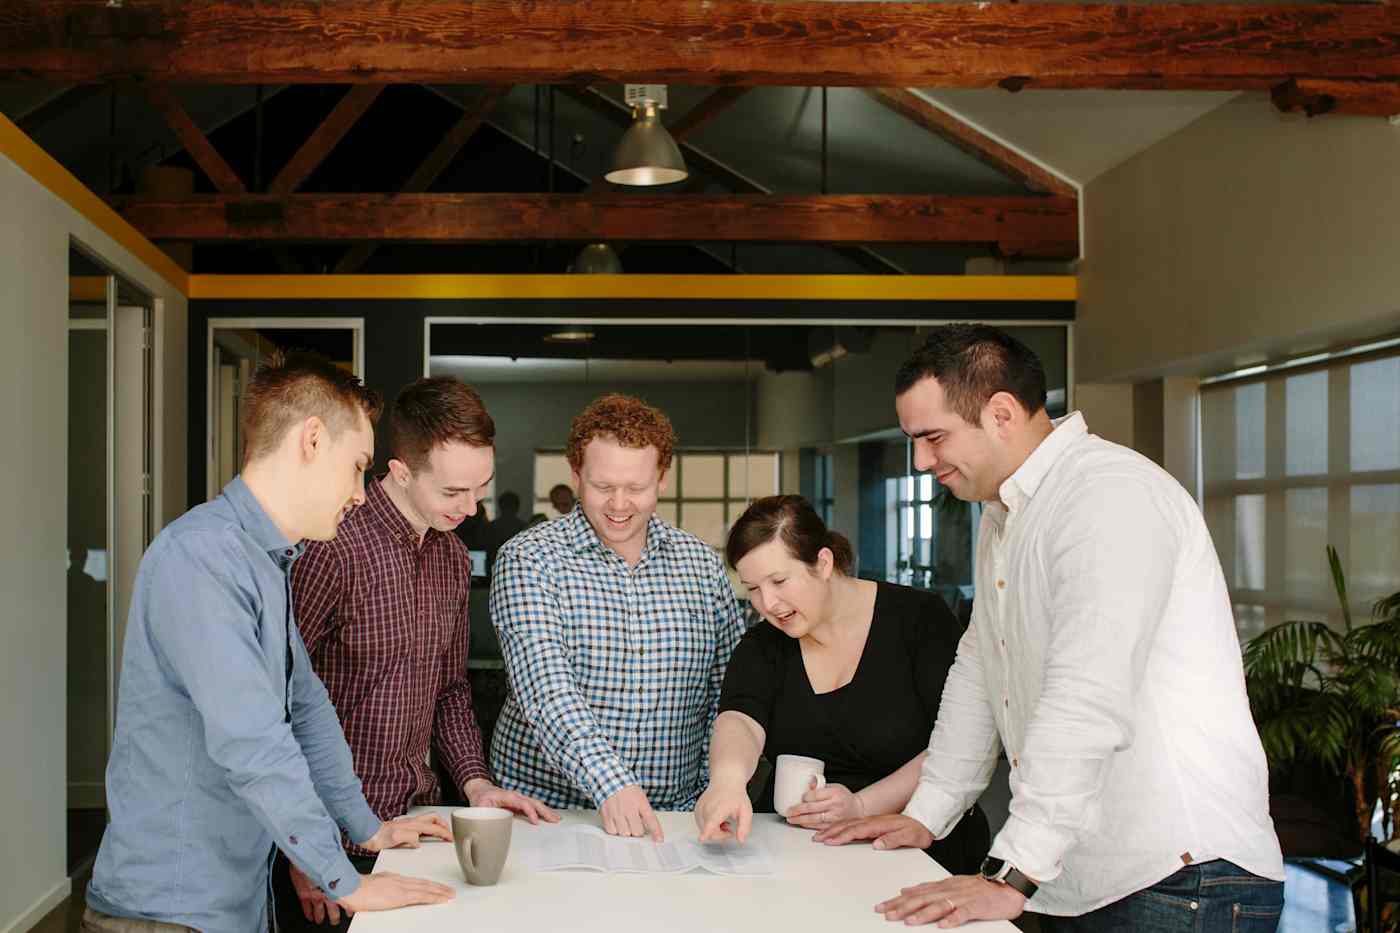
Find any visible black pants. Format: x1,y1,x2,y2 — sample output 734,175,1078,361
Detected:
272,850,377,933
926,804,992,877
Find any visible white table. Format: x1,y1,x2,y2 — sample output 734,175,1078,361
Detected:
350,807,1018,932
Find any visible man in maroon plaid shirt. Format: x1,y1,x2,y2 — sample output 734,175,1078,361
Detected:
274,378,558,930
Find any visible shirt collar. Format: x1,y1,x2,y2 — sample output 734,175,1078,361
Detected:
564,506,676,560
996,411,1088,513
222,475,304,561
364,474,438,547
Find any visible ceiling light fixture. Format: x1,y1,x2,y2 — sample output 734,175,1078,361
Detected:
604,85,688,187
544,329,596,343
568,243,624,274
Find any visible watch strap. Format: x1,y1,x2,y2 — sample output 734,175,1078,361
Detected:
998,865,1039,900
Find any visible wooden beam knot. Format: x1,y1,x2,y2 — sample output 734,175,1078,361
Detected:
1272,77,1400,118
1272,78,1334,117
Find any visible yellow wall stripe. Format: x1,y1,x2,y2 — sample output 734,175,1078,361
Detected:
0,114,189,295
187,273,1076,302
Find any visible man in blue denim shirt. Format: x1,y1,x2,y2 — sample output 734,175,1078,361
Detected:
85,352,455,933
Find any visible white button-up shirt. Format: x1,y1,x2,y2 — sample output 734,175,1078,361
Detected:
904,413,1284,917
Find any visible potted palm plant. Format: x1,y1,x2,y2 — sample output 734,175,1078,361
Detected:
1244,546,1400,847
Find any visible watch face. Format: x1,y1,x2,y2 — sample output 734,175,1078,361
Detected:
979,857,1005,879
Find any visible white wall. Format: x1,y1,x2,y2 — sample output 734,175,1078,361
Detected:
1078,92,1400,384
1074,383,1134,449
0,152,186,933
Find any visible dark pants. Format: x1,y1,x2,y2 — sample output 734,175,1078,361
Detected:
272,850,378,933
1040,860,1283,933
928,805,992,877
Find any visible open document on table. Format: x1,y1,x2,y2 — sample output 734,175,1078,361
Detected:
514,824,775,876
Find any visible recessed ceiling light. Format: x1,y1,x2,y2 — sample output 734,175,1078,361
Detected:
544,330,595,343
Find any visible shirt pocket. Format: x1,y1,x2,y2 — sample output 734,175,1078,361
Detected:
648,585,717,704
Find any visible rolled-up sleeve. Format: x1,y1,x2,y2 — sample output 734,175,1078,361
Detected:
491,539,637,806
148,534,365,900
989,476,1178,883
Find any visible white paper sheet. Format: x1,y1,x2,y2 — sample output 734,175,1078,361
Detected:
514,825,774,876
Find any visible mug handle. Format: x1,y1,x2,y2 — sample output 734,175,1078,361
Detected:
460,836,475,873
812,774,826,792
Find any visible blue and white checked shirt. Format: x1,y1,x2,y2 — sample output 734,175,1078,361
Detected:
489,508,744,810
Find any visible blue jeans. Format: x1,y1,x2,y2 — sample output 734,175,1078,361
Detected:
1040,860,1283,932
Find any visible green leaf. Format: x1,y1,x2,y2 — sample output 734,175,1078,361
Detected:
1328,545,1353,633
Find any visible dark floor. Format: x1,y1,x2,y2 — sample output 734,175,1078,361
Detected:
31,864,89,933
33,809,1359,933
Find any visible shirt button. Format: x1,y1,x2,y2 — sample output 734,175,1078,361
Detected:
996,580,1006,589
638,647,645,656
1011,757,1019,768
289,835,298,845
1004,697,1010,708
329,879,338,891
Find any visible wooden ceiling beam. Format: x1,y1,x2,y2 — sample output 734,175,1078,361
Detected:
267,84,385,195
112,193,1078,257
141,84,245,193
865,88,1076,198
4,2,1397,89
334,86,508,273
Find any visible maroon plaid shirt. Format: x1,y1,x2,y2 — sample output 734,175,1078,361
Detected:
292,476,489,855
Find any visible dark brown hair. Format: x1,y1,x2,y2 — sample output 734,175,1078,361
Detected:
566,393,677,474
387,377,496,471
240,350,382,467
894,323,1047,425
725,495,854,576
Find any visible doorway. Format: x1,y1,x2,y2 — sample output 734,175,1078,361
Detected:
66,241,155,873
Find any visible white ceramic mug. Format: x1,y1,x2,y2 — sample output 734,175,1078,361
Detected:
773,754,826,816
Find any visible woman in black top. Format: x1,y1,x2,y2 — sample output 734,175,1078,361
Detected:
694,495,989,876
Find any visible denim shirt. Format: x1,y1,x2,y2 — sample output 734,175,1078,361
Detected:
87,477,380,933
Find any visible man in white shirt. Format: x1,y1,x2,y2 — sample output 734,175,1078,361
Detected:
817,325,1284,931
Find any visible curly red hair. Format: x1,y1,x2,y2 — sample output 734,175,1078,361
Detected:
566,394,676,474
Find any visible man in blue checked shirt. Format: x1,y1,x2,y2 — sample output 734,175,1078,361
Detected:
84,352,453,933
489,394,746,842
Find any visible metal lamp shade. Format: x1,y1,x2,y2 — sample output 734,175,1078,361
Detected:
604,102,688,186
570,243,624,274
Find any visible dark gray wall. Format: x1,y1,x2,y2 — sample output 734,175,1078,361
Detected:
188,298,1072,508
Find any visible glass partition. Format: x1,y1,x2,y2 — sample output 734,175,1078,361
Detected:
67,242,157,869
427,318,1070,627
